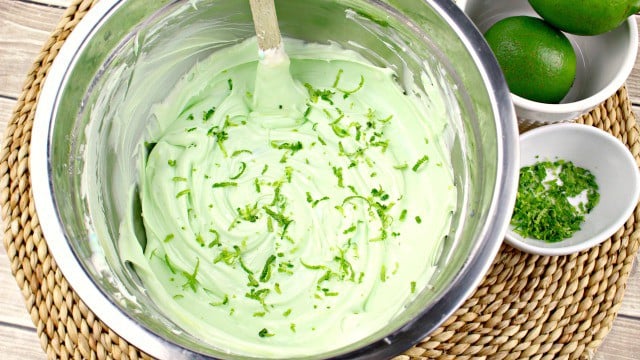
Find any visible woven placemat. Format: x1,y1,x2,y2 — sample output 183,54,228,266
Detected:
2,0,639,359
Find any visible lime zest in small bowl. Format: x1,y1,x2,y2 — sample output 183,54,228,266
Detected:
511,159,599,243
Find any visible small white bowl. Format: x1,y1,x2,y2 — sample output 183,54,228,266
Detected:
505,123,640,255
457,0,638,126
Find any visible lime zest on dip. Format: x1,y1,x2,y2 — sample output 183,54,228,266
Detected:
124,37,459,357
511,159,599,242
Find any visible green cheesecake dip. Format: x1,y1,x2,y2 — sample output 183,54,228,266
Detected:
118,38,457,357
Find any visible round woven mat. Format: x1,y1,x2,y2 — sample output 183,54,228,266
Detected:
2,0,639,359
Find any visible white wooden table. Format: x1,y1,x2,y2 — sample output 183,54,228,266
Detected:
0,0,639,358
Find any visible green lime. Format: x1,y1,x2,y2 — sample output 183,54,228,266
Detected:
529,0,639,36
484,16,577,104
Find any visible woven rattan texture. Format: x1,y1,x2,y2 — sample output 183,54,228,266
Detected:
1,0,639,359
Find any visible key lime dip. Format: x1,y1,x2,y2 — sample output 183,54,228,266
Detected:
118,37,457,357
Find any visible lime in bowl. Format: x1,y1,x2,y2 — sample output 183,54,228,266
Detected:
457,0,638,127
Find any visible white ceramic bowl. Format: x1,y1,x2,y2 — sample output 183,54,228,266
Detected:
458,0,638,126
505,123,640,256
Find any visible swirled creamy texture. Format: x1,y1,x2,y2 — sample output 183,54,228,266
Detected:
121,38,456,357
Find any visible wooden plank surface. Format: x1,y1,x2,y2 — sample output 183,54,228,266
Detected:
0,0,638,359
0,97,15,128
620,250,640,318
28,0,68,7
0,246,34,328
0,1,64,98
594,316,640,360
627,17,640,104
0,325,46,360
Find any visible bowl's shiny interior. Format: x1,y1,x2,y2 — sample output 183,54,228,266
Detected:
32,0,518,358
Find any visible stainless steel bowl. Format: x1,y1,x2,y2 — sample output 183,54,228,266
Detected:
31,0,518,358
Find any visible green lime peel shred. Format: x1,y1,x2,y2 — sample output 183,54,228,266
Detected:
511,159,599,242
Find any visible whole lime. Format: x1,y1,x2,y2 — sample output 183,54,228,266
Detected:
484,16,577,104
529,0,639,35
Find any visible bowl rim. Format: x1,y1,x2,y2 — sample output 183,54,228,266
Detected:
30,1,188,359
29,0,520,358
511,17,638,114
504,123,640,256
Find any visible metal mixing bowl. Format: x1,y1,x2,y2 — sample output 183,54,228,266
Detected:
31,0,518,358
